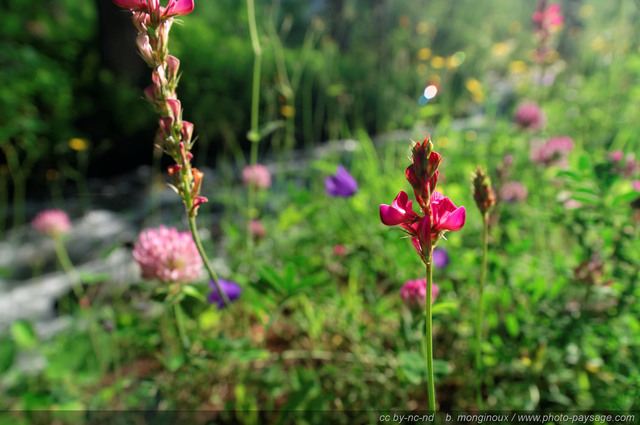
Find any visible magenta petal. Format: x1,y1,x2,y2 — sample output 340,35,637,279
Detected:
167,0,194,15
380,204,408,226
440,206,466,231
113,0,145,9
411,237,422,255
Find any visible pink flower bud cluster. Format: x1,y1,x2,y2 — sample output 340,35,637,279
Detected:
133,225,203,284
112,0,205,217
532,1,563,64
31,209,72,237
380,136,466,266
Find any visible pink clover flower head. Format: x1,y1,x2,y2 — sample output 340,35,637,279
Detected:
609,150,624,163
530,136,574,166
325,165,359,198
208,279,242,310
31,209,72,237
333,244,347,256
133,225,203,284
249,219,266,238
514,102,546,131
499,181,529,203
242,164,272,190
632,180,640,193
432,248,450,268
399,278,439,309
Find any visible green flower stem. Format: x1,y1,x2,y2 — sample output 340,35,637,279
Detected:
52,237,104,370
173,301,190,350
424,255,436,411
53,237,83,300
476,212,489,409
246,0,263,255
187,215,231,307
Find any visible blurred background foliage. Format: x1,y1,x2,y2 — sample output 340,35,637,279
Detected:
1,0,640,418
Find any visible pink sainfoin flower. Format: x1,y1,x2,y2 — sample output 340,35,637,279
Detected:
532,2,564,33
380,136,465,264
31,209,72,237
514,102,546,131
532,1,563,64
242,164,272,189
399,278,439,309
632,180,640,193
530,136,574,166
113,0,194,18
133,225,203,284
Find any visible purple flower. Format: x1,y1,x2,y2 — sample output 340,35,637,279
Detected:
208,279,242,309
399,278,439,309
133,225,203,284
325,165,358,197
31,209,72,237
514,102,546,131
432,249,450,268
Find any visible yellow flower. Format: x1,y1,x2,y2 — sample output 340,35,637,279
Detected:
68,138,89,151
416,21,429,35
590,36,606,52
465,130,477,142
417,47,432,61
447,52,465,69
579,4,594,18
431,56,445,69
280,105,295,118
509,60,528,74
491,42,510,57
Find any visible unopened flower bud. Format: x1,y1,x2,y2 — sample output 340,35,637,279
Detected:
144,84,159,103
136,33,155,67
471,167,496,215
159,117,173,137
181,121,194,145
191,167,204,196
166,55,180,82
167,98,181,121
167,164,182,176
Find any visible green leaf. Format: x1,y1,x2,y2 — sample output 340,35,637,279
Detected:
10,321,37,349
79,271,110,285
578,154,592,172
257,265,284,294
182,284,207,303
398,351,426,384
505,314,520,337
432,302,458,316
0,337,16,373
612,191,639,207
